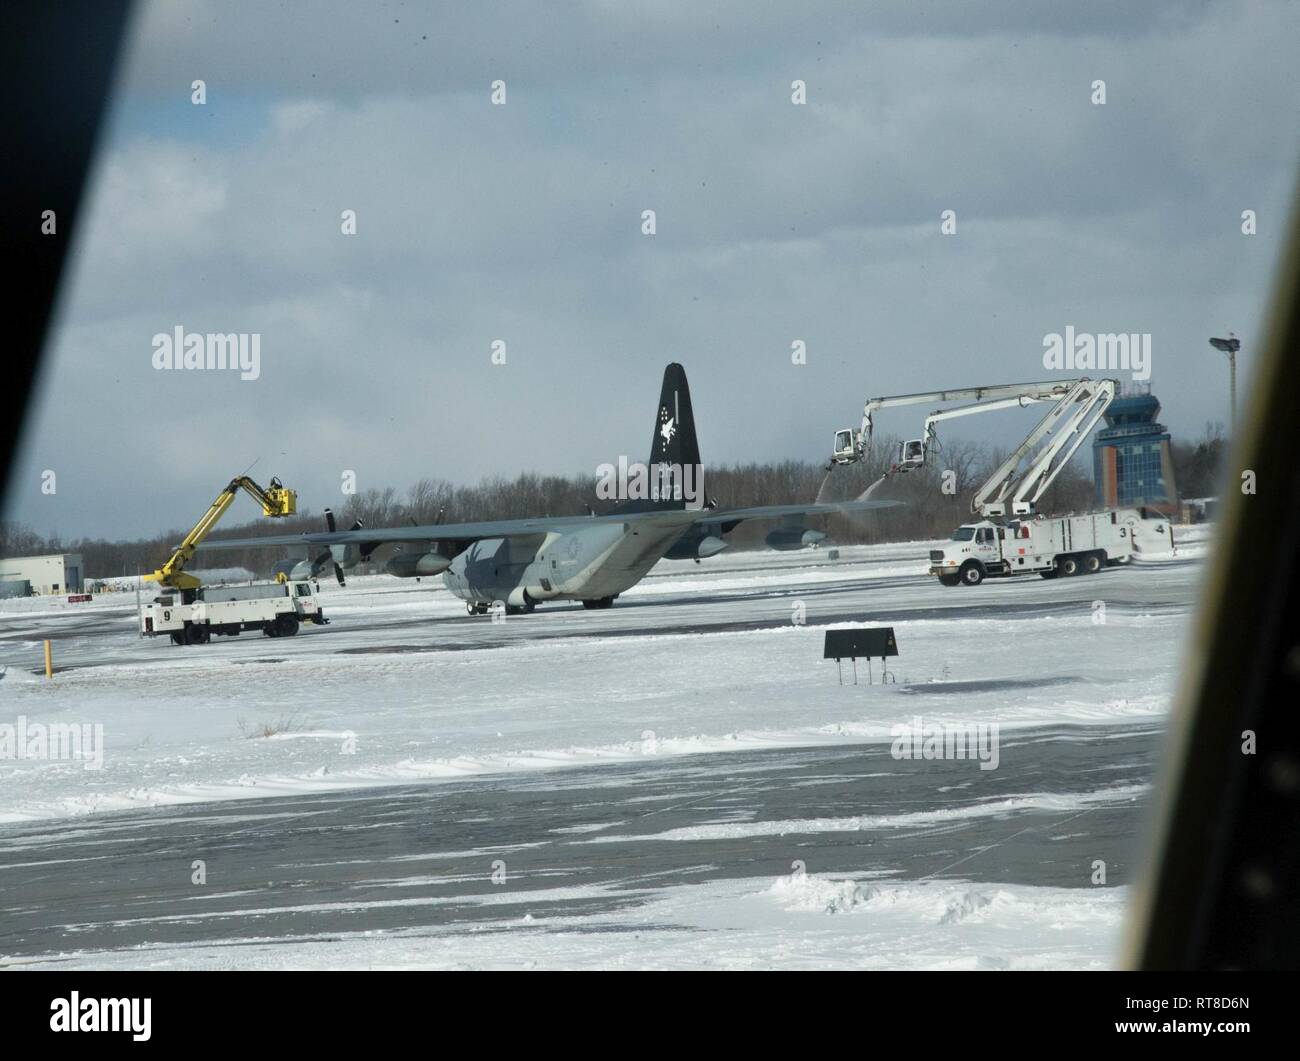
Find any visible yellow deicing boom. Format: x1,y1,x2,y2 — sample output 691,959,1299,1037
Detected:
145,476,297,590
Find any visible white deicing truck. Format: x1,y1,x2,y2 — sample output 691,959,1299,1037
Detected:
141,580,326,644
139,473,331,644
824,376,1173,588
928,508,1172,586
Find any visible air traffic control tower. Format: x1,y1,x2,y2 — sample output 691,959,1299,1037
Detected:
1092,386,1179,516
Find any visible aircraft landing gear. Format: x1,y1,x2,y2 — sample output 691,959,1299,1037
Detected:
467,602,490,616
582,596,616,610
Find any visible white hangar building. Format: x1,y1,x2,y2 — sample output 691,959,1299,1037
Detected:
0,553,85,595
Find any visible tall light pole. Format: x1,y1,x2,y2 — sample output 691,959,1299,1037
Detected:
1209,333,1240,435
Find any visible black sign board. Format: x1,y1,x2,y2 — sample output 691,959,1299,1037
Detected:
823,627,898,660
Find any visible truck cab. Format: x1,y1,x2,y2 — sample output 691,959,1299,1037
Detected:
930,521,1004,585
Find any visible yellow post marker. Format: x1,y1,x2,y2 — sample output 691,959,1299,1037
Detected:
44,639,53,678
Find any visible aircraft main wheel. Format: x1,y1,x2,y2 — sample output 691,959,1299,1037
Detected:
1059,555,1081,577
959,562,985,586
1084,553,1103,574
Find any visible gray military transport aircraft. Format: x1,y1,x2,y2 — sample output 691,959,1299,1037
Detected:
199,364,899,614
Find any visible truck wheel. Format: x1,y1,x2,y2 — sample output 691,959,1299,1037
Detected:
184,624,209,645
1059,555,1081,577
275,614,300,637
169,632,185,645
959,562,985,586
1084,553,1103,574
1039,568,1058,580
938,574,961,587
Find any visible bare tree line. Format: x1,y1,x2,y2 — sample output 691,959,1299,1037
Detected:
1,433,1165,581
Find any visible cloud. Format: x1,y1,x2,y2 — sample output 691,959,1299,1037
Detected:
7,0,1298,539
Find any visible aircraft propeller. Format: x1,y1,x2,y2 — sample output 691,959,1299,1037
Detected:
315,507,363,586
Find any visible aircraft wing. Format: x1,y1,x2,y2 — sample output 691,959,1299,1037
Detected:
195,499,899,553
195,508,701,552
692,499,901,525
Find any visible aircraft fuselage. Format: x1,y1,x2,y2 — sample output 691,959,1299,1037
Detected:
442,519,690,608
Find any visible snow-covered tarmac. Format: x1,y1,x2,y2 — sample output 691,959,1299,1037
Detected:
0,528,1211,968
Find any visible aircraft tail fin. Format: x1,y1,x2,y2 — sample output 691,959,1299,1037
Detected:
648,362,704,507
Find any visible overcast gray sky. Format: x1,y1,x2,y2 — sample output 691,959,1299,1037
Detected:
8,0,1298,540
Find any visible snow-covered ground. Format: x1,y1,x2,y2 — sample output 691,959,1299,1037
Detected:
17,874,1126,971
0,530,1210,824
0,528,1212,969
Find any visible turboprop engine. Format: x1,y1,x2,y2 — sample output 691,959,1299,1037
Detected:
662,531,728,561
764,527,827,551
385,551,452,578
696,535,728,558
270,508,365,585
